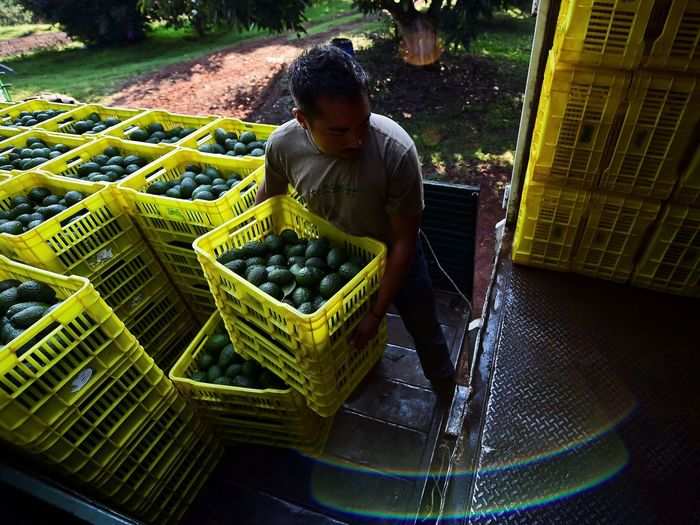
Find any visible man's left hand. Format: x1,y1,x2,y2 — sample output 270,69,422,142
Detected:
350,311,382,350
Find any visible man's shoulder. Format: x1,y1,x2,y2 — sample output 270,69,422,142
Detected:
369,113,414,155
268,119,305,147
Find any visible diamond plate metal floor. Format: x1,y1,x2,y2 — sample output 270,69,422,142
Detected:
454,242,700,525
183,291,470,525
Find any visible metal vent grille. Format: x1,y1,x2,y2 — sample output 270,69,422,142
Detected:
421,180,479,298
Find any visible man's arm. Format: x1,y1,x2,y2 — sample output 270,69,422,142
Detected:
255,177,286,204
350,212,421,349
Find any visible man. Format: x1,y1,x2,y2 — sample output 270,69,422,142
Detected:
255,45,455,402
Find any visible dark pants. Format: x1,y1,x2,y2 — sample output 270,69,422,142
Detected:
393,240,455,384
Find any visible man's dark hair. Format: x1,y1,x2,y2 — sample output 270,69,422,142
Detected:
288,45,369,118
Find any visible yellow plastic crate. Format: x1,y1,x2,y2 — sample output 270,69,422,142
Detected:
137,428,222,525
645,0,700,72
573,193,661,282
117,148,263,238
0,126,21,143
0,172,144,275
0,129,90,173
599,72,699,199
146,237,215,322
194,196,386,352
0,100,80,129
674,146,700,207
171,312,334,450
513,178,590,270
632,204,700,296
106,109,219,146
119,283,196,367
31,345,174,481
0,256,141,447
38,136,174,185
181,117,277,157
552,0,654,69
37,103,145,136
228,313,386,417
89,240,177,322
91,389,200,510
530,54,629,188
0,102,17,110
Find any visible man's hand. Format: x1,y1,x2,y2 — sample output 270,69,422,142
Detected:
350,311,382,350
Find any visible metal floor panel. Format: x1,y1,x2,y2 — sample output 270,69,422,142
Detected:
183,291,470,525
460,242,700,525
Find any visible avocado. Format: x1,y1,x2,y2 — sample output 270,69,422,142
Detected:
225,363,243,378
242,241,267,258
224,259,247,276
339,261,362,281
291,286,313,307
286,244,306,257
191,370,207,382
297,302,315,314
287,256,306,267
295,267,322,288
280,229,299,244
312,296,326,311
246,266,268,286
319,273,344,299
0,280,20,293
268,269,294,287
28,187,51,204
239,131,257,144
18,280,56,303
213,376,233,386
103,146,120,158
207,365,223,382
259,282,283,300
206,333,229,354
129,128,149,141
231,375,256,388
0,221,23,235
305,257,327,270
249,148,265,157
218,344,236,367
264,234,284,254
267,254,287,267
198,353,216,370
327,247,348,270
0,322,24,344
11,304,48,328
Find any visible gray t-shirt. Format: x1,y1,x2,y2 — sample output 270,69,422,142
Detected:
263,113,424,244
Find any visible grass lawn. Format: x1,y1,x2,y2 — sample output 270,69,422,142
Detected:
0,23,55,40
4,0,356,102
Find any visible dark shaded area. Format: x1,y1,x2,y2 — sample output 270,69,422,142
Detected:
183,291,470,525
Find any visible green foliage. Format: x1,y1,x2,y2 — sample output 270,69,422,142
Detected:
0,0,36,26
16,0,150,45
141,0,313,35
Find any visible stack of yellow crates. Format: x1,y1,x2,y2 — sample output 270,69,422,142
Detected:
513,0,699,297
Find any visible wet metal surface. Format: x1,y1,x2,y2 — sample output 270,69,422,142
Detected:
459,244,700,525
184,291,469,525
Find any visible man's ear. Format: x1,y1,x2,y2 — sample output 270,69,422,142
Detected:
293,107,309,130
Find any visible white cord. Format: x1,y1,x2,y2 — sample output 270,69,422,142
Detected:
420,229,473,315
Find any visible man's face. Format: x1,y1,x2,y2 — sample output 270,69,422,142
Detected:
294,94,371,159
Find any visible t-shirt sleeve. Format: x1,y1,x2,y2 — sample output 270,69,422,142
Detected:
263,139,289,196
385,145,424,216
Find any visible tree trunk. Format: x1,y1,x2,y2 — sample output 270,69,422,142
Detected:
394,11,442,66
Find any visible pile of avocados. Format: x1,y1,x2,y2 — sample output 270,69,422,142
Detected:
72,145,149,183
127,121,199,145
69,112,122,135
0,279,61,351
197,127,266,157
217,229,364,314
190,328,287,388
145,164,242,201
0,137,72,171
0,187,85,235
7,109,66,127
